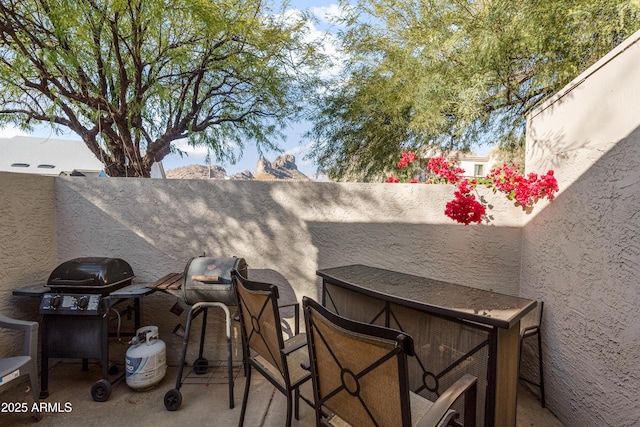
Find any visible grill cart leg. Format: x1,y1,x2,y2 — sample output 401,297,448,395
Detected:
40,318,50,399
174,304,202,390
221,303,234,409
163,302,234,410
193,308,209,375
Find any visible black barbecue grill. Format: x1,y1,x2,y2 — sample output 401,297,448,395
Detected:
13,257,152,402
46,257,134,295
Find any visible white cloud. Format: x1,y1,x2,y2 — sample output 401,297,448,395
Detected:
284,141,317,170
171,138,210,157
310,4,347,25
0,124,81,141
0,125,22,138
279,4,345,80
284,143,306,157
302,19,344,79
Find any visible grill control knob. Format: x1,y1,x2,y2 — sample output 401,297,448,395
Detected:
50,295,61,310
77,296,89,310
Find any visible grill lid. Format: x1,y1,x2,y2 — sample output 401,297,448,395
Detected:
182,256,246,305
47,257,134,291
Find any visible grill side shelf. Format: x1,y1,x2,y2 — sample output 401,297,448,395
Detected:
147,272,183,290
12,285,51,297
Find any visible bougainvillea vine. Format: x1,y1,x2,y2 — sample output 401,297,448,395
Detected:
386,152,559,225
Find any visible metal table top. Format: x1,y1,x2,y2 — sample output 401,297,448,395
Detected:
317,264,536,329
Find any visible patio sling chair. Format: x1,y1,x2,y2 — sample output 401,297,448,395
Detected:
519,300,546,408
231,270,312,427
302,297,478,427
0,314,41,421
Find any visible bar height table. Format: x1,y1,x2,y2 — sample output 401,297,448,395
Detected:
317,264,536,427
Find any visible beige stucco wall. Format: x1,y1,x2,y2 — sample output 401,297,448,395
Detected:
524,30,640,426
0,172,57,358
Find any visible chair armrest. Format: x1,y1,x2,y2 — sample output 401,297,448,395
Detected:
278,302,298,308
282,333,307,355
415,373,477,427
0,314,39,359
520,325,540,339
0,314,37,330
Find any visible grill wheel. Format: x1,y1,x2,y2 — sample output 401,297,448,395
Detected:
193,357,209,375
164,389,182,411
91,379,112,402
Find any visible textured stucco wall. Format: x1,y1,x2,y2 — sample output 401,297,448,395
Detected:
523,31,640,426
0,172,57,358
50,178,523,363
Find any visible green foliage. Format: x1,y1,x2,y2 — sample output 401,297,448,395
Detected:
306,0,640,181
0,0,326,176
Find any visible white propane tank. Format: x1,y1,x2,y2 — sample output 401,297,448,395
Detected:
126,326,167,390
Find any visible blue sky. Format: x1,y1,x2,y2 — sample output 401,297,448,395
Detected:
0,1,342,176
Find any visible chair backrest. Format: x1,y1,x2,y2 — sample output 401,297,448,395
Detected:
520,301,544,332
303,296,415,427
232,270,286,375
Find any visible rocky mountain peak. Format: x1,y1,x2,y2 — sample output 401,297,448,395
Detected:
166,154,310,181
253,154,309,181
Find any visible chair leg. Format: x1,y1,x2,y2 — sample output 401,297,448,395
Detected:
286,390,293,427
463,379,477,427
238,365,252,427
537,330,546,408
294,387,300,420
315,405,324,427
28,361,41,421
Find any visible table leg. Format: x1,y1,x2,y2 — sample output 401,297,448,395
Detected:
493,322,520,427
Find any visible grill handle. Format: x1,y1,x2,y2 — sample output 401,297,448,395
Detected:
48,278,95,285
191,275,222,284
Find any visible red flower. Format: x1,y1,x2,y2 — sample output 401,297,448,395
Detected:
444,180,486,225
489,165,559,206
426,157,464,183
398,151,418,169
388,152,558,225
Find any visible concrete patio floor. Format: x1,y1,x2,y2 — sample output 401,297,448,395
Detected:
2,359,562,427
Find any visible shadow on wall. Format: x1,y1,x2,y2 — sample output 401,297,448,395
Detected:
307,221,523,303
47,180,412,363
53,180,523,295
520,124,640,426
527,37,640,176
44,178,526,364
53,180,390,289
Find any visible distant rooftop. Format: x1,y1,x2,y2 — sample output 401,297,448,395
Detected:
0,135,105,176
0,135,165,178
